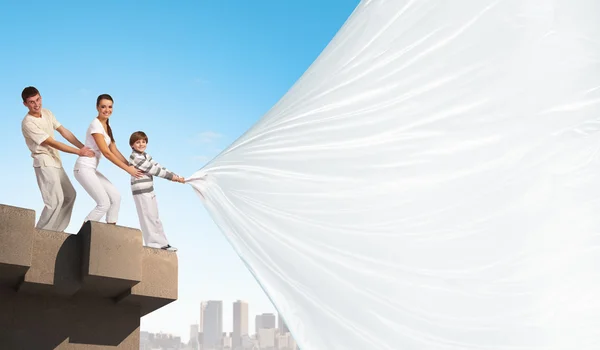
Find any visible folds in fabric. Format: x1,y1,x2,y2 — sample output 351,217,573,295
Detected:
187,1,600,349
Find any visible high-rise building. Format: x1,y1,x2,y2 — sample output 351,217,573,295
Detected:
232,300,248,349
278,312,289,334
189,324,199,350
255,313,276,334
200,300,223,349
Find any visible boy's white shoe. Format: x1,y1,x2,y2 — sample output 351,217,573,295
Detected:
161,245,178,252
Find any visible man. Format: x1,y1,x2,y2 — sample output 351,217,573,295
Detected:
21,86,95,231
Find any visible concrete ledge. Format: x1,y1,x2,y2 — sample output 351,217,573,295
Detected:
0,203,179,349
0,287,140,349
117,247,178,316
18,229,81,297
79,221,143,298
0,204,34,288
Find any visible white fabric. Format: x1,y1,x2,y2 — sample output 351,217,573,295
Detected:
21,108,62,168
187,1,600,349
34,166,76,231
133,191,170,248
74,167,121,223
74,118,111,170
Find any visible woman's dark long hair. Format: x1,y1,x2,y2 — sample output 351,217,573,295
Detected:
96,94,115,143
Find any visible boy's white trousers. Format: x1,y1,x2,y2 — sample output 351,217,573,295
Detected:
133,191,169,248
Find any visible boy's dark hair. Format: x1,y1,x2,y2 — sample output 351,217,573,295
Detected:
22,86,40,102
129,131,148,147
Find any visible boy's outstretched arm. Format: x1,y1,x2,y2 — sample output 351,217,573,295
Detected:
152,159,185,183
130,152,178,181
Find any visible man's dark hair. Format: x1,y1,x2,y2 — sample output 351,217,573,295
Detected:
21,86,40,102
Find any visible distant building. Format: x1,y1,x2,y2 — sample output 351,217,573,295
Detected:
276,331,297,350
277,313,289,334
139,331,183,349
201,300,223,349
233,300,249,349
257,328,276,349
241,334,258,350
189,324,199,350
222,331,232,349
255,313,276,334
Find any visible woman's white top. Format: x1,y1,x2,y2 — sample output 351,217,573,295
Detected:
74,118,111,170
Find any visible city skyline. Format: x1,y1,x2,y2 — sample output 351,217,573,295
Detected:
150,298,289,343
189,299,297,349
195,300,288,336
190,300,292,345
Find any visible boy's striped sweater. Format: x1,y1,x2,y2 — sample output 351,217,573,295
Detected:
129,150,175,195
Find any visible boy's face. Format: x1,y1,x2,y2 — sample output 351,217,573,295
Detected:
132,139,147,153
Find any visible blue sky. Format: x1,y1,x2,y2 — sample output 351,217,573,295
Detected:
0,0,360,342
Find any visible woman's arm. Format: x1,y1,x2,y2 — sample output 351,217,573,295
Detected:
92,134,142,177
109,142,129,164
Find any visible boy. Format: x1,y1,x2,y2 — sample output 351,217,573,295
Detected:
128,131,184,251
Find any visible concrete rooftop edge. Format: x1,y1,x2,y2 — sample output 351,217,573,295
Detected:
0,203,178,317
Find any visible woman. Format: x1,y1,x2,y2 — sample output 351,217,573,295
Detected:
74,94,142,224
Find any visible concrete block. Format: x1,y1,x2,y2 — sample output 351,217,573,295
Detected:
18,229,81,297
78,221,143,298
117,247,178,316
0,287,140,349
0,204,34,288
0,203,179,349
